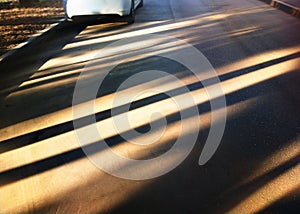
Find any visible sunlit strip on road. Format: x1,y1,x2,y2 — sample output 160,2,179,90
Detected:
0,51,298,171
1,47,299,143
228,163,300,213
0,97,256,213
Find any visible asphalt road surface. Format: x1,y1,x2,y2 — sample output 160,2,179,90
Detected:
0,0,300,213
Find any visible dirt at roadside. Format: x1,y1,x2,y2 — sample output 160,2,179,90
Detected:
0,0,64,55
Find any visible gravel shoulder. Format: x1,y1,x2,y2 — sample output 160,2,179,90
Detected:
0,0,64,55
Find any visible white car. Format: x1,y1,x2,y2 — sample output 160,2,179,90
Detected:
63,0,143,24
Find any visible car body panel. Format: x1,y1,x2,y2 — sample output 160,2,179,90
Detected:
63,0,141,18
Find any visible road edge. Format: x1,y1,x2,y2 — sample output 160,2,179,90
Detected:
259,0,300,18
0,18,68,63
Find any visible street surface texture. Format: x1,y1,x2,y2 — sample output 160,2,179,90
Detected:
0,0,300,213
